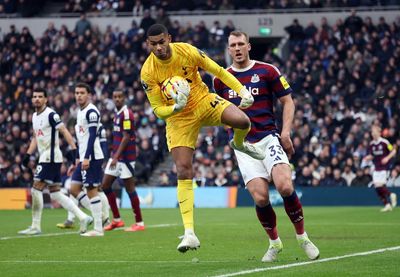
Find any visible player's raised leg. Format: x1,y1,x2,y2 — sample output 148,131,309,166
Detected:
172,147,200,252
221,104,265,160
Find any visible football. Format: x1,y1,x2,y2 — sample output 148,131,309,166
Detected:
160,76,188,104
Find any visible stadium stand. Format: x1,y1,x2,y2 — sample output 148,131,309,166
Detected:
0,3,399,188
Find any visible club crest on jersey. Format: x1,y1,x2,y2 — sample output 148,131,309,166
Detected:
36,129,44,137
79,126,85,133
251,74,260,83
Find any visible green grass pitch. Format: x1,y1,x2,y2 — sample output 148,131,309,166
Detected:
0,207,399,277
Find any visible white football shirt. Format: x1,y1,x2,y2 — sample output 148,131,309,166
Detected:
32,107,63,163
75,103,104,161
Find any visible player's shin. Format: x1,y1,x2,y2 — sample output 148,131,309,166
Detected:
103,188,121,219
67,195,78,222
283,191,304,235
50,191,88,221
31,188,44,230
89,195,103,233
256,204,278,240
233,125,251,148
177,179,194,231
77,191,91,210
128,191,143,223
98,191,110,223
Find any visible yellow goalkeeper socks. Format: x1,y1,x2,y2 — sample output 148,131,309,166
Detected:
233,125,251,148
177,179,194,230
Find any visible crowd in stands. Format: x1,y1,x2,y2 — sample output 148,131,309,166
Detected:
0,9,399,189
0,10,233,188
59,0,400,15
1,0,399,16
280,11,400,187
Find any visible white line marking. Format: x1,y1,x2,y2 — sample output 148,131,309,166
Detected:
211,246,400,277
0,223,178,241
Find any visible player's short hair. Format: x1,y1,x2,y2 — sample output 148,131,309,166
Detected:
229,30,249,42
147,24,168,37
75,82,92,94
33,88,47,97
113,89,126,96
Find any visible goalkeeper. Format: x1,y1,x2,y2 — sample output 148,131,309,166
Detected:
140,24,265,253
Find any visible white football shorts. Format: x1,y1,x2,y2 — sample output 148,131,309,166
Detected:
372,170,389,187
234,134,290,185
104,159,135,179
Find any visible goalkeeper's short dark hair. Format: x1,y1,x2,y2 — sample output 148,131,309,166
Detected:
147,24,168,37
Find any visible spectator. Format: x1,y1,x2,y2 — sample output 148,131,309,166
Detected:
341,165,356,186
344,9,363,33
387,169,400,187
350,168,371,187
75,13,91,36
132,0,144,16
285,19,304,50
139,9,156,34
332,168,347,186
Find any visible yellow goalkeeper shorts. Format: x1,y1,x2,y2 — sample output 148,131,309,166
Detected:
165,93,231,150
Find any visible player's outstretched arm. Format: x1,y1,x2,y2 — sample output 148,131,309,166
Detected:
190,44,254,108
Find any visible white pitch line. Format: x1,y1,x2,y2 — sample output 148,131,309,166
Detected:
211,246,400,277
0,223,178,241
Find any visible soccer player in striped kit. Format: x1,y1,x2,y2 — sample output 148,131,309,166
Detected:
363,125,397,212
18,88,92,235
102,89,144,232
214,31,319,262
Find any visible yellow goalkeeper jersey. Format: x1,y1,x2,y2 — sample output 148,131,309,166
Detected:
140,42,244,119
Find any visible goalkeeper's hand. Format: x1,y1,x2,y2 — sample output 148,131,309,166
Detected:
170,80,190,112
238,87,254,109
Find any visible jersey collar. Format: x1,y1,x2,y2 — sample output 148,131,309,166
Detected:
116,105,127,115
230,60,255,73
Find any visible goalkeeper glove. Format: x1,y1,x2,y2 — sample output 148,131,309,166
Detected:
238,87,254,109
170,79,190,112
